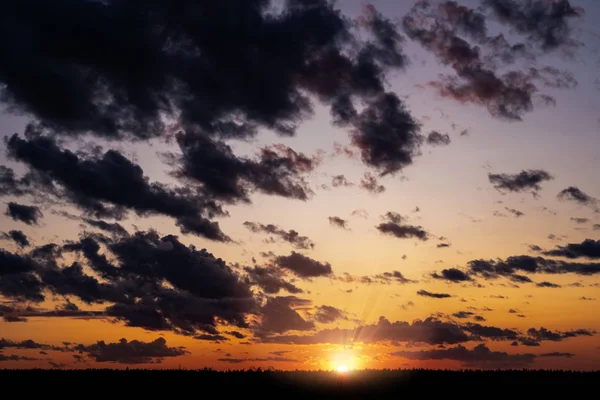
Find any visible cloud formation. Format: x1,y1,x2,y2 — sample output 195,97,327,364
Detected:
488,169,553,197
272,252,333,279
466,255,600,281
258,296,315,334
376,212,429,241
243,265,303,295
426,131,451,146
312,305,348,324
1,230,30,248
4,202,43,225
328,216,349,230
543,239,600,259
1,230,259,336
431,268,473,283
391,343,572,368
557,187,599,212
360,172,386,194
74,338,187,364
403,1,578,120
244,222,315,250
0,0,423,176
417,290,452,299
5,134,230,241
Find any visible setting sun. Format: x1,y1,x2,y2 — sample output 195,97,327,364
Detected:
336,365,349,373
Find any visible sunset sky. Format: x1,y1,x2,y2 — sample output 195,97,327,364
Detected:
1,0,600,371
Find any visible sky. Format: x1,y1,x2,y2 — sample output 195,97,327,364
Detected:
1,0,600,371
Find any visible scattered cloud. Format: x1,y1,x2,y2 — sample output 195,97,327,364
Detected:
417,290,452,299
488,170,553,197
360,172,386,194
272,252,333,279
426,131,451,146
328,216,349,230
244,222,315,250
543,239,600,260
557,187,599,212
4,202,43,225
391,343,572,368
376,212,429,241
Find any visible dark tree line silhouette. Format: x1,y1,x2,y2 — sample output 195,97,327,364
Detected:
0,369,597,397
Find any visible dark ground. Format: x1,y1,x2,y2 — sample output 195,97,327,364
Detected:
1,369,598,397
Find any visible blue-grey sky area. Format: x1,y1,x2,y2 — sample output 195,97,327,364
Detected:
0,0,599,371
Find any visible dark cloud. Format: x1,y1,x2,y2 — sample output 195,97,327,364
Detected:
426,131,451,146
243,222,314,250
0,338,66,352
453,311,475,319
4,202,43,225
0,303,105,322
483,0,582,52
258,296,315,334
172,133,319,203
0,354,38,362
594,224,600,230
243,265,303,295
378,271,417,285
337,270,416,285
312,305,347,324
0,167,33,197
570,217,589,224
557,187,599,212
0,0,423,176
391,343,570,368
536,281,561,288
347,91,423,175
528,244,542,252
461,323,519,341
227,331,246,339
510,274,533,283
527,327,595,343
74,338,187,364
1,231,259,336
272,252,333,279
82,219,128,236
417,290,452,299
488,169,553,197
1,230,30,248
359,172,386,194
331,175,354,188
0,249,44,301
505,207,525,217
437,243,451,248
543,239,600,260
403,2,577,121
328,216,349,230
376,212,429,241
431,268,472,283
465,255,600,281
195,334,228,342
259,313,594,347
5,134,229,241
261,316,470,346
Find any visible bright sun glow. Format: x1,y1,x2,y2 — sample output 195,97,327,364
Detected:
331,348,358,372
336,365,349,373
